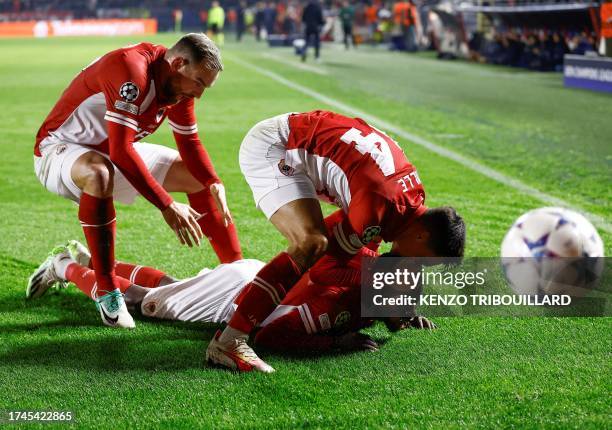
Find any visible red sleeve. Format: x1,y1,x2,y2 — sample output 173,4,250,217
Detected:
308,247,378,288
327,192,387,260
323,209,345,235
98,50,173,210
167,98,220,188
98,50,148,129
254,319,336,352
107,122,173,210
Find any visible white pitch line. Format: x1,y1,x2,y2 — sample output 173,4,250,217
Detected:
227,55,612,234
260,52,328,76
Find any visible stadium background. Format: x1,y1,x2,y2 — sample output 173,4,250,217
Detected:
0,0,610,428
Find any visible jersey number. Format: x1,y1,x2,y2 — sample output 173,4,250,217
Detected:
340,128,396,176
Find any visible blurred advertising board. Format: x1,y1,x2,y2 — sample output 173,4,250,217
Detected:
563,54,612,93
0,19,157,38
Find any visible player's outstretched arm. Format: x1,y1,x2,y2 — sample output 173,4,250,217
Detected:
107,122,203,247
254,322,378,353
169,99,233,226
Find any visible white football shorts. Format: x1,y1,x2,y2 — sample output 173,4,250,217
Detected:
239,113,317,219
140,259,265,323
33,138,178,205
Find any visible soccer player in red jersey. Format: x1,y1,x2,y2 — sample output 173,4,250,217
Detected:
206,111,465,372
28,238,434,357
28,34,242,329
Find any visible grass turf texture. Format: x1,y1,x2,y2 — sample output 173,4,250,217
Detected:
0,35,610,428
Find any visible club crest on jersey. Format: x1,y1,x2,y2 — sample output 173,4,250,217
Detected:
334,311,351,328
362,225,381,244
278,159,295,177
119,81,139,102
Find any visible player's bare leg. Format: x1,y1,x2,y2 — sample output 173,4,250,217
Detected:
207,198,328,373
71,152,134,328
163,158,242,263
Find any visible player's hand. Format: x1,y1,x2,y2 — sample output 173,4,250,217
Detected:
161,201,203,247
209,182,233,227
335,332,379,352
384,316,437,331
407,316,436,330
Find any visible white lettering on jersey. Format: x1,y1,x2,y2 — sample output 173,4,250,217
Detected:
340,128,396,176
397,171,422,192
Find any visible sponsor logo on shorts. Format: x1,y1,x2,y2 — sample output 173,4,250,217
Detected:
361,225,381,244
119,81,139,102
334,311,351,328
319,313,331,331
278,159,295,177
114,100,139,115
55,144,67,155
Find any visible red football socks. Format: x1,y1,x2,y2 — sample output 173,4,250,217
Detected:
114,262,166,288
187,188,242,264
229,252,303,333
65,263,131,299
78,193,119,296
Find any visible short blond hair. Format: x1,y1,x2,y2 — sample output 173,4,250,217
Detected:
168,33,223,71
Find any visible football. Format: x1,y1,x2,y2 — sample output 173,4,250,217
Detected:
501,207,604,296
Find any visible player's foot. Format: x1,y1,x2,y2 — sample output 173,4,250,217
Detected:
206,330,275,373
94,289,135,329
26,245,70,300
66,240,91,267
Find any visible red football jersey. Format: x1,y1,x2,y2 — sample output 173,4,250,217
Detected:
35,42,219,209
285,110,427,252
253,248,376,351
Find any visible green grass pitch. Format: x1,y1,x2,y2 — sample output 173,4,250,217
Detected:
0,34,610,428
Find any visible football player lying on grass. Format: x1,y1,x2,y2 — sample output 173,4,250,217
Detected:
26,238,435,356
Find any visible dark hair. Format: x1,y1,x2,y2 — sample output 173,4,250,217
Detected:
421,206,465,258
169,33,223,71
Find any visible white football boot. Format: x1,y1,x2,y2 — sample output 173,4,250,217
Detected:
93,288,135,329
66,240,134,329
26,245,71,300
206,330,275,373
66,240,91,267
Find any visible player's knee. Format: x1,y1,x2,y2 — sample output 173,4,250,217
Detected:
83,162,114,197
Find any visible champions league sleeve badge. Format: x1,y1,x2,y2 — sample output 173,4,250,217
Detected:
119,82,140,102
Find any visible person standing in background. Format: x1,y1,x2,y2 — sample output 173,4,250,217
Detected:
406,0,419,52
301,0,324,62
173,9,183,33
365,1,379,44
208,1,226,46
254,2,265,41
263,1,277,37
339,0,356,49
236,1,247,41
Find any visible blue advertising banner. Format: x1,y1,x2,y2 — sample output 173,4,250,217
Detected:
564,54,612,93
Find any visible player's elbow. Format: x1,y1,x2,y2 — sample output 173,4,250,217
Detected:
290,233,328,267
